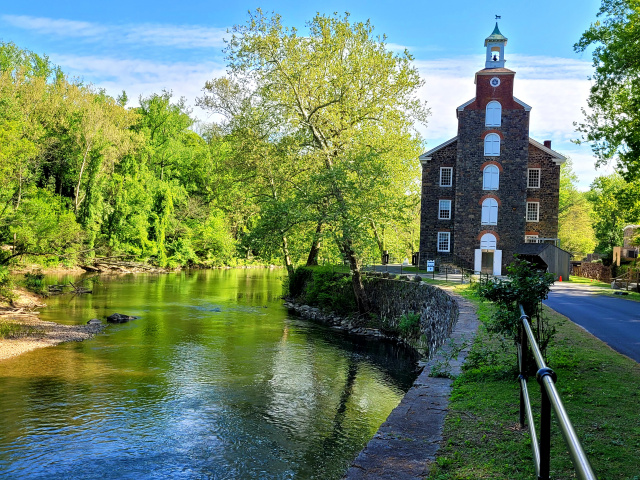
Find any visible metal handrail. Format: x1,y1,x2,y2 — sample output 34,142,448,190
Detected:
518,304,597,480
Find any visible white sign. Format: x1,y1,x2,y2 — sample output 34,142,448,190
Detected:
427,260,435,272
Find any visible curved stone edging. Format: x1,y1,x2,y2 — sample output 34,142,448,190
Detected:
343,290,479,480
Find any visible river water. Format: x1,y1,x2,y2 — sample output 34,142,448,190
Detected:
0,269,419,479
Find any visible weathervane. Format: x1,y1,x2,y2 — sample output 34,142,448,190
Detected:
495,15,501,19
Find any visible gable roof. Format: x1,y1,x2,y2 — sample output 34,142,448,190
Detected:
456,96,531,114
529,138,566,165
419,137,458,164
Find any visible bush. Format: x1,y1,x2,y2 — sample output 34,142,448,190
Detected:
397,312,421,339
477,258,555,359
286,266,357,314
23,271,46,295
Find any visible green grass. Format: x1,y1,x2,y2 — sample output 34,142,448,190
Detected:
566,276,611,288
0,320,43,339
429,287,640,479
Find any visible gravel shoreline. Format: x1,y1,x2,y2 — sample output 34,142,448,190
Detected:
0,314,106,361
0,286,106,362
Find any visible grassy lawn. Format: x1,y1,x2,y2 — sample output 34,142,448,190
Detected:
428,286,640,480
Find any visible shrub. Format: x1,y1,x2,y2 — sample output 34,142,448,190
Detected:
285,266,357,314
23,271,46,295
477,258,556,360
397,312,421,340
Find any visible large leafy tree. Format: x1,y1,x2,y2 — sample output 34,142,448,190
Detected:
199,11,428,312
575,0,640,180
557,159,597,258
586,173,640,257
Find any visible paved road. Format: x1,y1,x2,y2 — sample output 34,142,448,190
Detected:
543,283,640,363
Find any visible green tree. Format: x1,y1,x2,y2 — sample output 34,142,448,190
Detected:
199,11,428,311
575,0,640,180
557,159,597,258
586,173,640,257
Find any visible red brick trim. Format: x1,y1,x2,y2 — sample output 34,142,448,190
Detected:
479,194,502,206
527,198,540,203
525,231,540,236
480,160,503,172
437,228,452,232
481,129,504,140
477,230,500,242
528,163,541,168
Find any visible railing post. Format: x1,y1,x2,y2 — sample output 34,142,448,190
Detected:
537,367,557,480
518,318,527,428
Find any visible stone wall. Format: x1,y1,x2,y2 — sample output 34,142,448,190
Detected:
287,276,459,358
578,263,612,282
364,278,459,356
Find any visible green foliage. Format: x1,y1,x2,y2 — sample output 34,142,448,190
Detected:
575,0,640,180
477,259,555,345
199,10,428,309
23,271,46,295
286,266,357,314
586,173,640,256
558,159,597,258
397,312,421,339
0,265,14,301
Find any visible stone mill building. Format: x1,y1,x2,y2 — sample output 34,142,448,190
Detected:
418,24,566,276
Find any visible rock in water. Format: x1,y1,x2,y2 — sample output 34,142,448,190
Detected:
106,313,138,323
87,318,102,325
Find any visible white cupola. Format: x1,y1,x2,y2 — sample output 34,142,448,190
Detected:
484,23,507,69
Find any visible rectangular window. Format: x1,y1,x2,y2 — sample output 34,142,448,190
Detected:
437,232,450,252
438,200,452,220
525,235,539,243
440,167,453,187
528,168,541,188
526,202,540,222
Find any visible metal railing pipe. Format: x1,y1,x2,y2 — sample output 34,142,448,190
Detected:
519,375,541,476
518,305,597,480
541,374,598,480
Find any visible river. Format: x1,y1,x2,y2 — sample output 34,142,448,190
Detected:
0,269,419,479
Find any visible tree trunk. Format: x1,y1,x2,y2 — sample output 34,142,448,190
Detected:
370,221,385,259
306,220,323,266
342,240,370,314
282,235,294,277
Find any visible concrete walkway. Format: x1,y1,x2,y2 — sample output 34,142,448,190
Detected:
344,291,479,479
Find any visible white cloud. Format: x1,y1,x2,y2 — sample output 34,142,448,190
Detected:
2,14,108,37
2,14,229,49
50,54,226,119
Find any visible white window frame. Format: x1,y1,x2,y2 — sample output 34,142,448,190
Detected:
484,133,501,156
439,167,453,187
438,200,452,220
485,101,502,127
483,164,500,190
437,232,450,252
526,202,540,222
481,198,498,225
528,168,541,189
525,235,540,243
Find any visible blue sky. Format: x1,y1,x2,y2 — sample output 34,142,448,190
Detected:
1,0,611,188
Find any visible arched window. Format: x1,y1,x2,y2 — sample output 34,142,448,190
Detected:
485,101,501,126
481,198,498,225
483,164,499,190
480,233,497,249
484,133,500,156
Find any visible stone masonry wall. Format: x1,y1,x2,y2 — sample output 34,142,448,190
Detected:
286,276,459,359
454,107,530,268
527,144,561,239
365,278,459,357
419,141,458,267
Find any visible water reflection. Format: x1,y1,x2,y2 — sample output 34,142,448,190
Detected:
0,270,418,479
